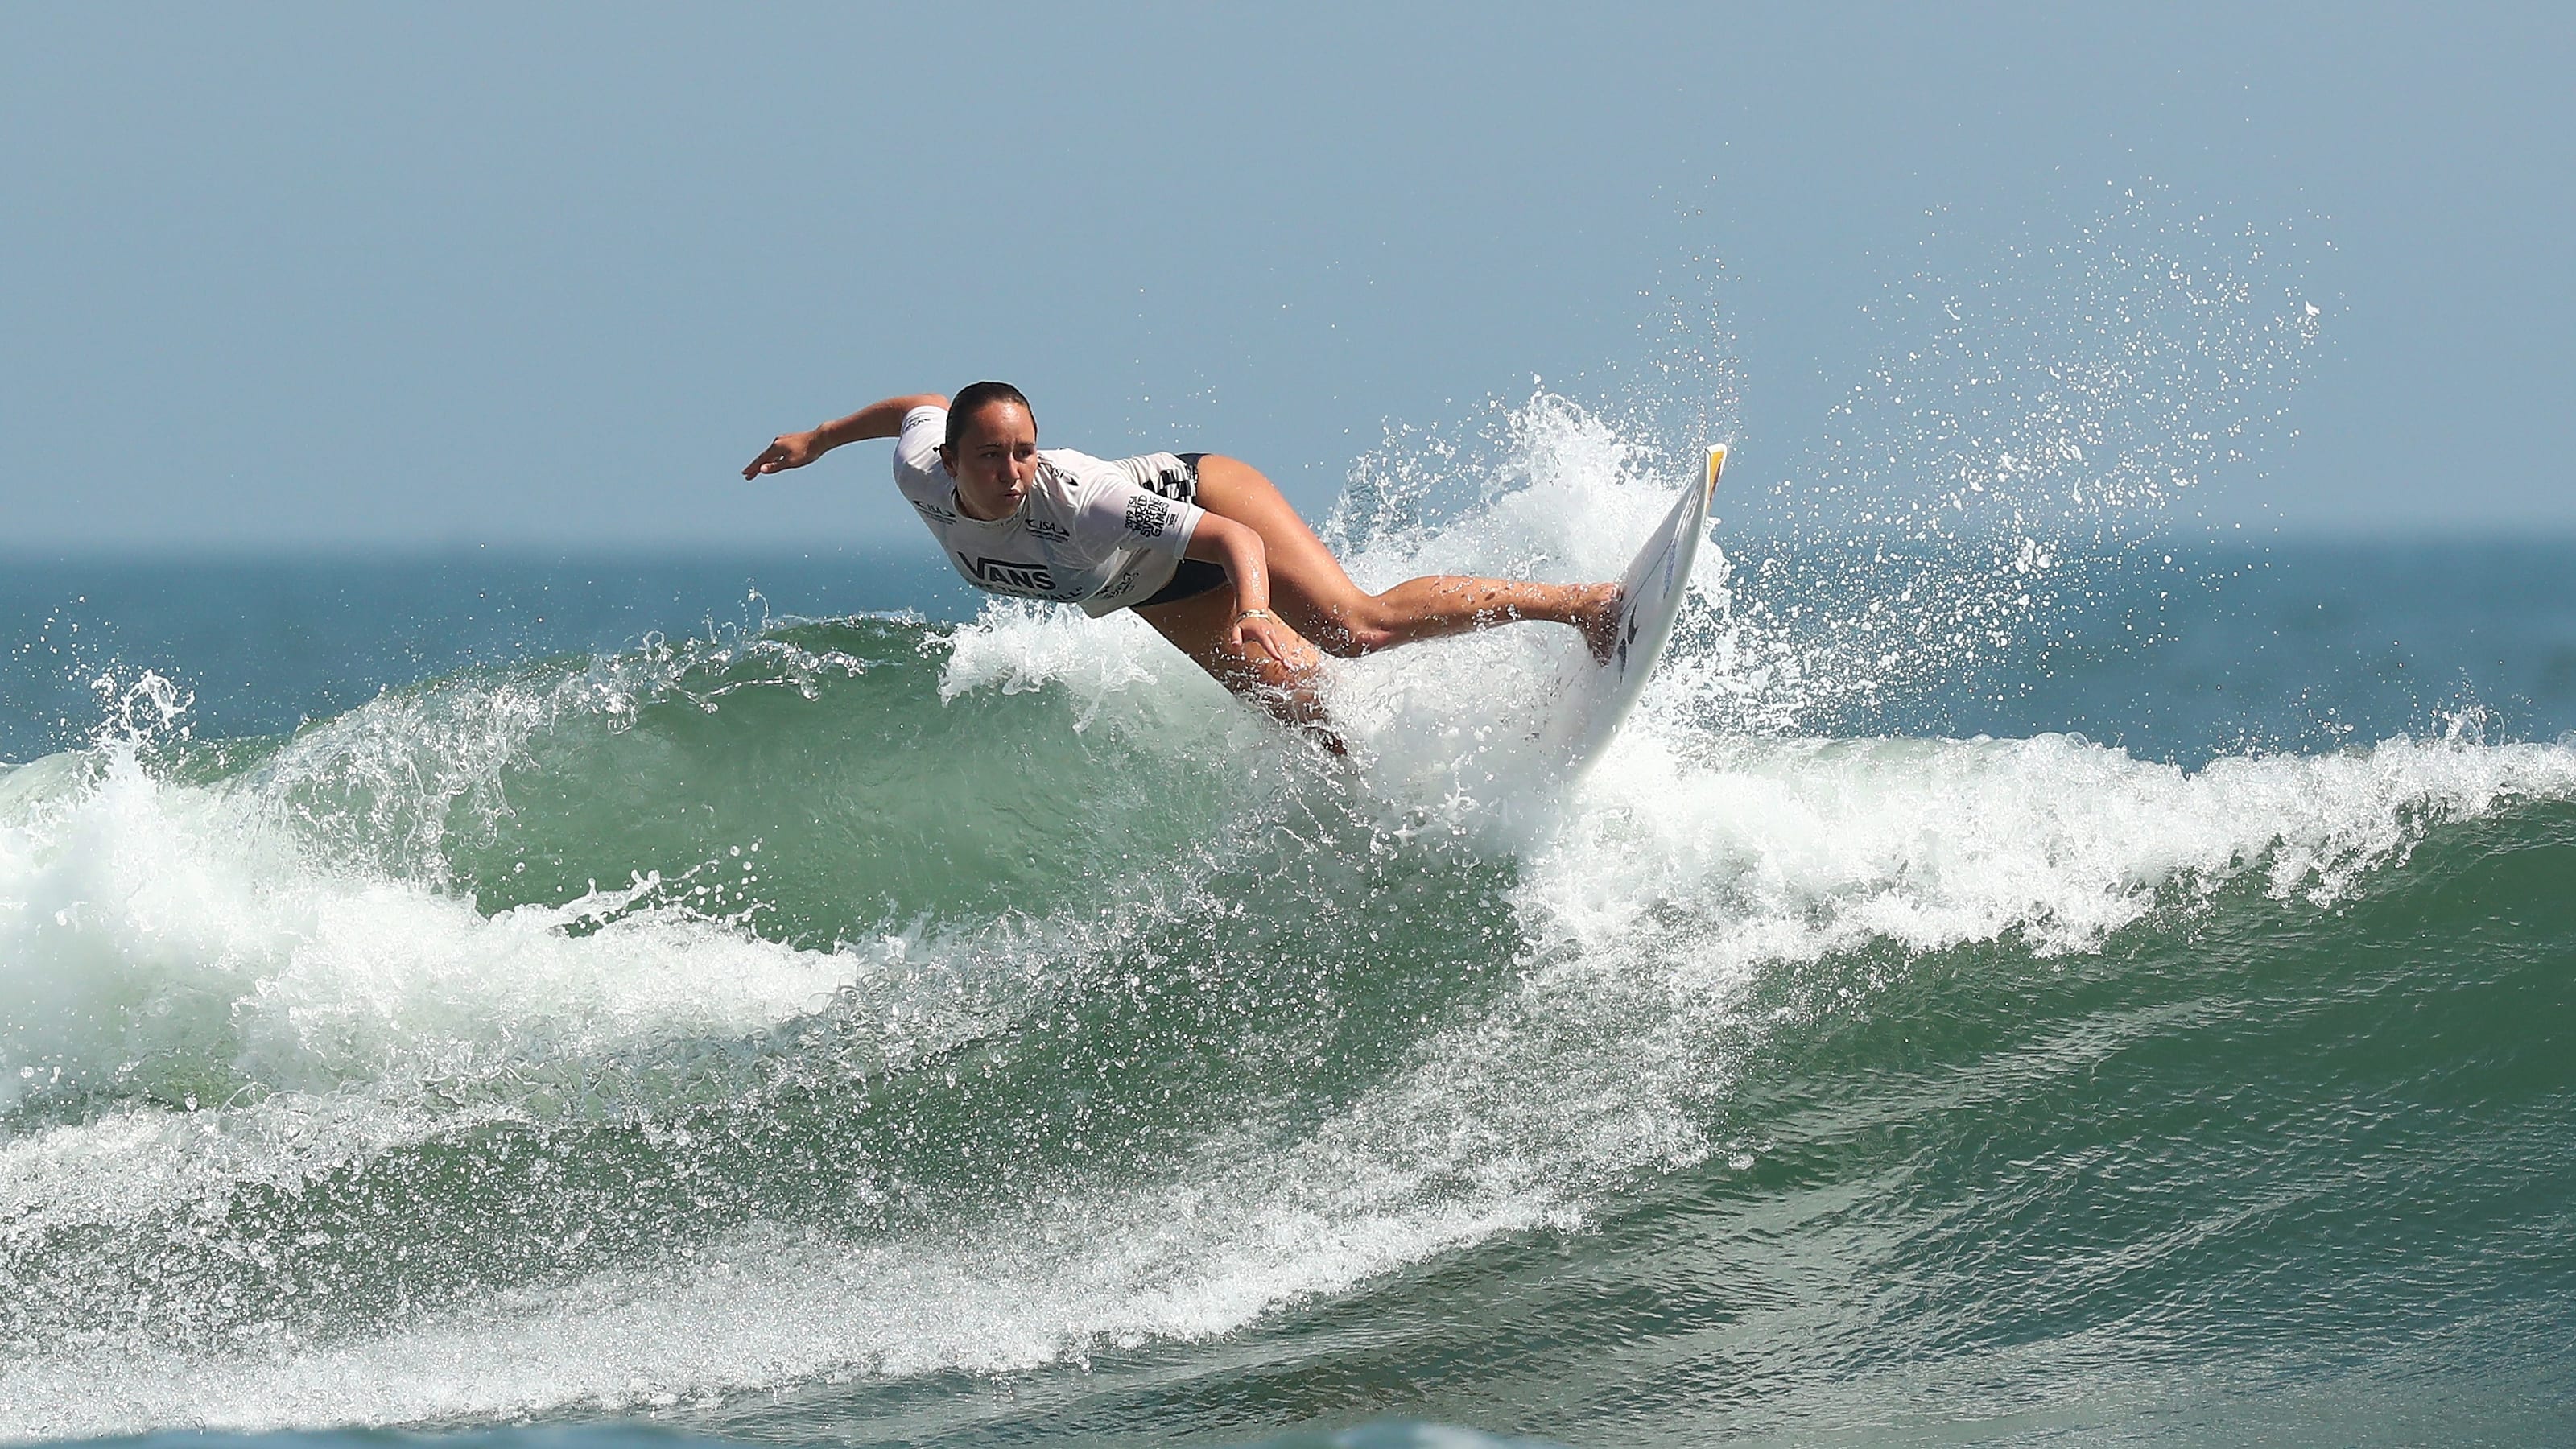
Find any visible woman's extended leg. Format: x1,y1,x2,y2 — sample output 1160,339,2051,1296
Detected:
1187,455,1621,660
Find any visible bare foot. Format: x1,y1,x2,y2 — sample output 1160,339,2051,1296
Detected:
1574,583,1625,665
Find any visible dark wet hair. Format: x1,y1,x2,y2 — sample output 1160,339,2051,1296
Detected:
944,381,1034,451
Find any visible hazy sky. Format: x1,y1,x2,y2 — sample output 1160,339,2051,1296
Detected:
4,3,2570,551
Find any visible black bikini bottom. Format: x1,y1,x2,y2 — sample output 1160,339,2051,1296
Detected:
1133,453,1228,609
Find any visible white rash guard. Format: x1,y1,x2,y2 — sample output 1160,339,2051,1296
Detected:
893,406,1209,616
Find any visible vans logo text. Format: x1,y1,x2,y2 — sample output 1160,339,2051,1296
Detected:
956,554,1058,592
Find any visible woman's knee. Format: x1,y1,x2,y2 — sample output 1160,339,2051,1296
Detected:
1216,649,1327,724
1315,596,1397,658
1317,629,1389,660
1216,623,1324,689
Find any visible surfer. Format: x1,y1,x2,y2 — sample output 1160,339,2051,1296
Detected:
744,383,1621,729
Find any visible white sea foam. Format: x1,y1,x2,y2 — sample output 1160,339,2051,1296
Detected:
0,1132,1569,1438
0,737,858,1119
1543,729,2576,991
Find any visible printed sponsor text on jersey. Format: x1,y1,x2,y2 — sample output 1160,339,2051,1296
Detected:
1123,494,1174,537
955,553,1060,594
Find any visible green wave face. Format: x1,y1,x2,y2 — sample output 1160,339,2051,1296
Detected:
424,617,1261,943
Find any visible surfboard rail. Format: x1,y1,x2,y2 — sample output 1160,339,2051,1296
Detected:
1553,444,1726,774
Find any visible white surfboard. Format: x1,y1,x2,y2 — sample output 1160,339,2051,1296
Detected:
1548,445,1726,773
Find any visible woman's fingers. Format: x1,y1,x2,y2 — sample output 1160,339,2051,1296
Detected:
1238,619,1293,666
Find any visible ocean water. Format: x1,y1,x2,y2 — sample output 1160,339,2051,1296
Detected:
6,196,2576,1445
6,423,2574,1448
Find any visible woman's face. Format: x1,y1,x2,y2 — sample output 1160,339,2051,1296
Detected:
941,401,1039,520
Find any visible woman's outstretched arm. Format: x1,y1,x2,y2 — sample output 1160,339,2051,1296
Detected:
742,394,948,478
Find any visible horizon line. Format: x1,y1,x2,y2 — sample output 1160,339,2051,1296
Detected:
10,523,2576,564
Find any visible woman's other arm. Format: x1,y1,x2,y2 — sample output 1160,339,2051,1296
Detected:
742,394,949,479
1183,514,1295,664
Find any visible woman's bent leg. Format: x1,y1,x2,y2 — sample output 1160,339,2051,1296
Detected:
1133,581,1338,741
1189,455,1620,660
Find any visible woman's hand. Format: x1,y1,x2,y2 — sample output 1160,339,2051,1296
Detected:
742,430,825,480
1232,609,1296,666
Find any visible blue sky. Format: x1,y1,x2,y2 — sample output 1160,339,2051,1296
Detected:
5,4,2570,551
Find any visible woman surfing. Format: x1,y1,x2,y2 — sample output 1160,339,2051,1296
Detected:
745,382,1622,731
